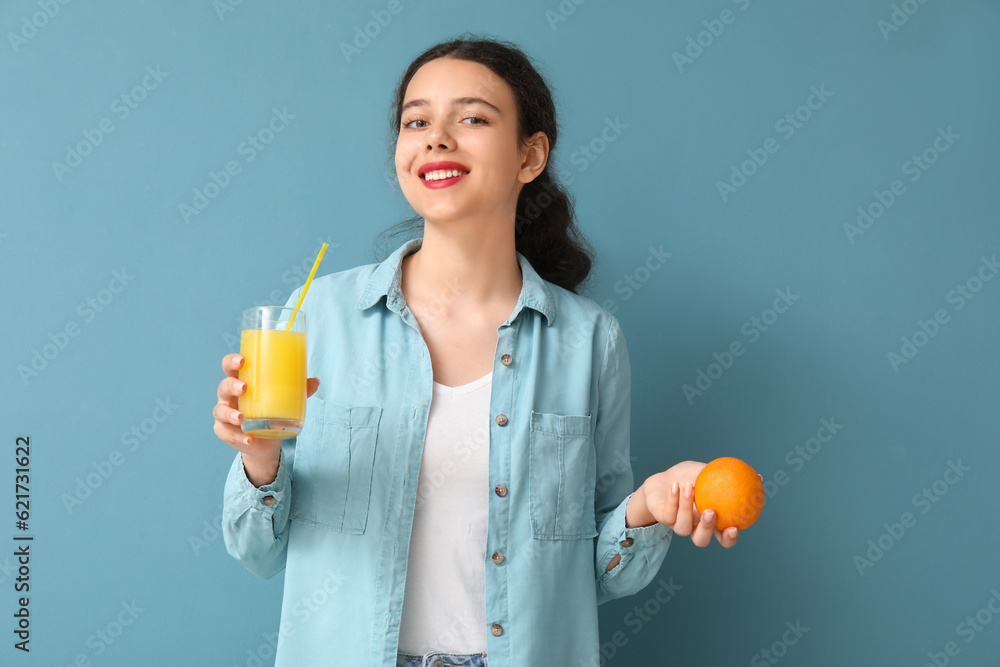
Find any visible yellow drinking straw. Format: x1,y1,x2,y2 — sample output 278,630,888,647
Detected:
285,243,328,331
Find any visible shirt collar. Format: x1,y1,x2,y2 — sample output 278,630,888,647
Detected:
355,235,556,327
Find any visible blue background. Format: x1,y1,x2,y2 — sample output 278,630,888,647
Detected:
2,0,998,665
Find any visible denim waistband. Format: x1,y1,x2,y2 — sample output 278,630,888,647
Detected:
396,650,488,667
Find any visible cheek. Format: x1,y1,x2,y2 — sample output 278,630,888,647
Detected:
394,136,411,165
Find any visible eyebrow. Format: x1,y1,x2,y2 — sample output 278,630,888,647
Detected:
400,96,503,116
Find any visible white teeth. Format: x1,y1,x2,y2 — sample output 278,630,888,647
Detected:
423,169,469,181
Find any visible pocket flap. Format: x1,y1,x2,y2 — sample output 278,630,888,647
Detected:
319,400,382,429
529,411,592,437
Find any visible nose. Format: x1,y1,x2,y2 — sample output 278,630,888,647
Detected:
425,122,452,151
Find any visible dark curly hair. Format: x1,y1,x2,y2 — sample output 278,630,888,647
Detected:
373,33,597,296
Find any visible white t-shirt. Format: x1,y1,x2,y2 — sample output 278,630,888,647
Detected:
397,371,493,654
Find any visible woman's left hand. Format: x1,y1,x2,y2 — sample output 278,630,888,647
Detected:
638,460,740,548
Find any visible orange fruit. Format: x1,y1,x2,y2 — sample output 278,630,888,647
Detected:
694,457,765,531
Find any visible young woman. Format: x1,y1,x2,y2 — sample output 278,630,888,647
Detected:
214,35,739,667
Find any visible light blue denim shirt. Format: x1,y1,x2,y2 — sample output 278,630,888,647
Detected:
222,235,673,666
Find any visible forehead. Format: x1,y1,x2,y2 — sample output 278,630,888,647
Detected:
404,58,513,108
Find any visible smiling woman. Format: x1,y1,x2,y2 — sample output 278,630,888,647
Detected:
378,36,597,296
217,33,725,667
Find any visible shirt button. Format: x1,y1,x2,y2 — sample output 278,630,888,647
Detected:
620,537,634,547
495,414,508,426
261,495,276,506
495,484,507,497
501,354,512,366
492,551,505,564
490,623,503,636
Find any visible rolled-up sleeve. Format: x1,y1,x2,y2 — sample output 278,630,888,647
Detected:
222,438,296,579
592,315,672,605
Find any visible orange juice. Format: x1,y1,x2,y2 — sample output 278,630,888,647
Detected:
238,329,306,438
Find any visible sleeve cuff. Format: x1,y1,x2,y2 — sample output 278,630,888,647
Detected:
231,447,290,520
598,491,672,575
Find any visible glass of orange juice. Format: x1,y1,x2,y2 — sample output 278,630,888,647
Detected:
238,306,307,439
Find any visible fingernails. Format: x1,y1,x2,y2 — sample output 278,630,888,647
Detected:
235,355,243,366
670,481,678,496
704,509,715,523
236,382,245,393
683,483,692,499
231,411,241,423
244,436,251,445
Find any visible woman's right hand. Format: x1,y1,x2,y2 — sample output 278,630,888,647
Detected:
214,353,320,485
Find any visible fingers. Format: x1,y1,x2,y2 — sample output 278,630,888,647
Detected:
654,481,679,527
222,353,243,377
215,353,255,451
213,418,255,450
212,401,243,428
690,509,716,547
673,482,695,536
306,377,321,398
715,526,739,548
217,374,245,404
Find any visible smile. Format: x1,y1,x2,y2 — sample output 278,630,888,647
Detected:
420,170,469,188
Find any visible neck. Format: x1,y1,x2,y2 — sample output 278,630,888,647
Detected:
401,217,522,319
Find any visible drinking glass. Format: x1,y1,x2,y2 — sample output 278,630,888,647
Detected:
238,306,307,439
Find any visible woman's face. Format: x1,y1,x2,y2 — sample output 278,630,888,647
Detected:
394,57,544,226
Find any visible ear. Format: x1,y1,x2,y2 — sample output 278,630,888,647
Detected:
517,131,550,184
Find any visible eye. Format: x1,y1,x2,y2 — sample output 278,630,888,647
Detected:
401,113,489,130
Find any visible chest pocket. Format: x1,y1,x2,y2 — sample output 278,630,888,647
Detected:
528,411,598,540
289,397,382,534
